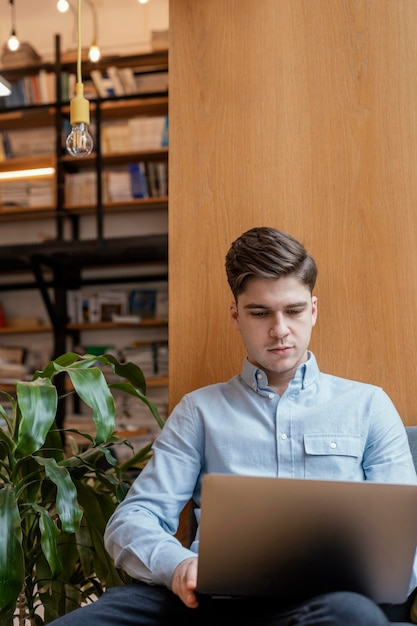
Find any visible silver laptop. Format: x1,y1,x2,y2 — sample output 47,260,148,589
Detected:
196,474,417,604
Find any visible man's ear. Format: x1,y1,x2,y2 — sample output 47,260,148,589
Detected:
230,301,239,328
312,295,318,326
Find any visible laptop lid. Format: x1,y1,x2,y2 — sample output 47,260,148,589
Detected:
196,474,417,604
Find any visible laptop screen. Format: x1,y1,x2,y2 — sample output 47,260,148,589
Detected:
196,474,417,604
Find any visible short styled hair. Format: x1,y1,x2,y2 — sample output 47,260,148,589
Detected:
225,226,317,300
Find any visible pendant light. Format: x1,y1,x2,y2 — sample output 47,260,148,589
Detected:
57,0,101,63
7,0,20,52
66,0,94,158
87,0,101,62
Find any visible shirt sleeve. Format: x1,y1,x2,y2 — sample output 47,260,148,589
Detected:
363,387,417,595
362,387,417,485
104,393,203,588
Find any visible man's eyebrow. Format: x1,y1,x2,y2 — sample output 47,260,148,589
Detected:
243,303,271,310
243,300,309,310
284,301,309,308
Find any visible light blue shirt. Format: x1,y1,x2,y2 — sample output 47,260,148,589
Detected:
104,352,417,592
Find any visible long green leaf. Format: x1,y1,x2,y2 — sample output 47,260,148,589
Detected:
15,379,58,457
32,504,63,576
66,368,116,444
33,352,91,380
75,481,125,587
0,484,24,622
96,354,147,392
0,429,15,470
34,457,83,532
110,381,165,429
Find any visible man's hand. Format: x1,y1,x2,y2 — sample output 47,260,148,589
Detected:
171,556,199,608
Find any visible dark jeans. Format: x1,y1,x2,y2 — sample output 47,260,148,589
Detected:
48,581,393,625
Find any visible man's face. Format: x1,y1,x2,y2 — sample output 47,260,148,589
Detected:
230,275,317,392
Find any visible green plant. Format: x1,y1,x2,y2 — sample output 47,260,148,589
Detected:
0,351,164,626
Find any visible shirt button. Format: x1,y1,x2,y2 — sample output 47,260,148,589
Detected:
268,393,274,399
252,382,256,388
257,373,263,380
330,442,337,449
281,434,287,440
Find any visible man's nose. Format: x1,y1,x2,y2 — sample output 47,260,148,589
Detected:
269,315,289,338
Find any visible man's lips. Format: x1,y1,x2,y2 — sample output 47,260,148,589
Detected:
267,345,293,353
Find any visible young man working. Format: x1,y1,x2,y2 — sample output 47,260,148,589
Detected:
51,227,417,625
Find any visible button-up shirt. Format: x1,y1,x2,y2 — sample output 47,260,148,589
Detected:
104,352,417,592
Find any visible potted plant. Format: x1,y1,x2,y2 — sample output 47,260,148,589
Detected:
0,351,165,626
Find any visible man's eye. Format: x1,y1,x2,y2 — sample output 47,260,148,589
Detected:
287,309,302,315
251,311,269,317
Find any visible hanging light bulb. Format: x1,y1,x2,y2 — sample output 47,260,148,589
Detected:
86,0,101,62
88,43,101,62
57,0,70,12
7,0,20,51
7,32,19,51
66,0,94,158
66,83,94,157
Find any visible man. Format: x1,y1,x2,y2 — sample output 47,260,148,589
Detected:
51,227,417,625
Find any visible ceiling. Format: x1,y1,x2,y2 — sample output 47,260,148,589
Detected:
1,0,169,61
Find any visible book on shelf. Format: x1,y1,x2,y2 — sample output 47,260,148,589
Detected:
0,180,54,209
1,71,57,108
128,116,168,151
106,66,125,96
6,127,55,158
105,169,133,202
65,171,97,206
117,67,138,94
67,287,166,324
101,115,168,154
3,79,26,108
128,162,149,199
89,66,168,98
102,161,167,201
67,289,129,324
135,71,168,95
38,69,56,104
27,181,55,207
101,120,131,154
146,161,168,197
65,162,167,206
90,69,116,98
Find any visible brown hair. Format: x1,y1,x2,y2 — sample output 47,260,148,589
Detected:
225,227,317,300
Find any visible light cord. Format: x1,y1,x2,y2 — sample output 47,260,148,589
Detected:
77,0,82,84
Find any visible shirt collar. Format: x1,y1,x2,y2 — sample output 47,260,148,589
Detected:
241,351,320,394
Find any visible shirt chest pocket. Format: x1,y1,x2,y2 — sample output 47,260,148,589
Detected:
303,434,363,480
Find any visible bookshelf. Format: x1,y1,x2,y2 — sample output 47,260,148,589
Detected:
0,35,169,429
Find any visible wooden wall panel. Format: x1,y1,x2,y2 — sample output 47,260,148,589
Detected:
169,1,417,423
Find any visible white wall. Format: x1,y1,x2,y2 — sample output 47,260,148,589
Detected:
0,0,169,61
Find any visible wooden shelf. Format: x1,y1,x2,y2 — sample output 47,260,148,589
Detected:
66,319,167,331
63,49,168,74
0,198,168,222
59,96,168,122
0,381,18,393
0,324,52,335
0,154,55,175
61,147,168,168
0,106,56,130
0,206,56,221
63,197,168,215
98,96,168,120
